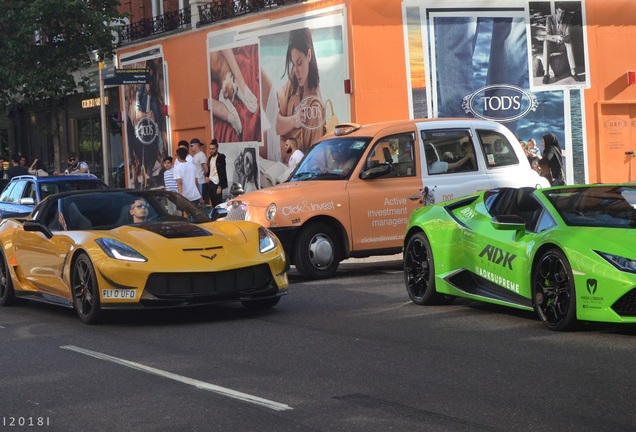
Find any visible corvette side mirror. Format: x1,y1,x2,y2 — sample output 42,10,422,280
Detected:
23,220,53,239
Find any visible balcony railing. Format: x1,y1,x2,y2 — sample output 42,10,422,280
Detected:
116,1,308,45
198,0,307,27
118,7,192,44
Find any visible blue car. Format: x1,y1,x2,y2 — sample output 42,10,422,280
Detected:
0,174,108,218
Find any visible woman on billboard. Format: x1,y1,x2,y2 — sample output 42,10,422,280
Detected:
263,27,326,162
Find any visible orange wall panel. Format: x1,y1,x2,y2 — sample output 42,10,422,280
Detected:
348,0,410,123
584,0,636,183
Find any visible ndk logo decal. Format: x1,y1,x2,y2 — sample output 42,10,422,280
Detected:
587,279,598,295
479,245,516,270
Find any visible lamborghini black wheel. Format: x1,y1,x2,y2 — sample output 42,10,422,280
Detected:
404,232,454,305
532,248,577,331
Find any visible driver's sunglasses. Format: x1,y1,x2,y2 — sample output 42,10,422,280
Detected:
68,157,77,162
133,203,149,209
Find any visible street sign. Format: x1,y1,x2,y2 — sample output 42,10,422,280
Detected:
87,66,116,93
104,68,150,86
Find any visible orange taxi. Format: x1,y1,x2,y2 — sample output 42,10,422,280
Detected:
225,119,549,279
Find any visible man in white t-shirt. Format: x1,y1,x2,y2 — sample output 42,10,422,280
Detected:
190,138,209,202
173,140,193,168
174,147,203,204
285,138,304,168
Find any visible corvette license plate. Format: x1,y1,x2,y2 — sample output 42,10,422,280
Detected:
102,289,136,299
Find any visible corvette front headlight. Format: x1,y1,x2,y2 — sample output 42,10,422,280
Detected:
96,238,147,262
258,226,278,254
266,203,277,221
597,251,636,273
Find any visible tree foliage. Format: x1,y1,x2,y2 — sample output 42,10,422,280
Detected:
0,0,125,110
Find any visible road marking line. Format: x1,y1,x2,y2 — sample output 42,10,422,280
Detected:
60,345,292,411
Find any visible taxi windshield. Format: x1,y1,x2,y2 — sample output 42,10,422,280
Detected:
290,137,369,181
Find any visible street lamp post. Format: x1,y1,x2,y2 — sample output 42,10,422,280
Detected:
99,61,110,186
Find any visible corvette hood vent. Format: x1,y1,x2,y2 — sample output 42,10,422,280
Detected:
139,222,212,239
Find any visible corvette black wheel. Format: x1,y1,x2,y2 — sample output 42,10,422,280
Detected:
72,253,102,324
242,296,280,311
0,252,17,306
532,248,577,331
404,232,454,305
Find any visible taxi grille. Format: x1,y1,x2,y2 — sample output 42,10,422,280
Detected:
611,288,636,316
144,264,272,298
225,202,247,221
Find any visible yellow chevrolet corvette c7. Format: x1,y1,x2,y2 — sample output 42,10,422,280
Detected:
0,189,288,324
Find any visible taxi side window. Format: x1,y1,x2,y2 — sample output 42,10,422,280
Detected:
365,133,416,178
422,129,477,175
477,130,519,168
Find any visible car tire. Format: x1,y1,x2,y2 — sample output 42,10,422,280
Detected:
404,232,454,305
242,296,280,311
532,248,577,331
0,251,17,306
71,253,102,324
293,222,340,279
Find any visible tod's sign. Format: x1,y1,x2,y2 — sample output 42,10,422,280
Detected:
462,84,538,123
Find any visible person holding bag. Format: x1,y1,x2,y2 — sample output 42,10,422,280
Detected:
538,133,566,186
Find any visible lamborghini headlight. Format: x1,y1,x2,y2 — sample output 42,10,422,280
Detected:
258,226,278,254
598,251,636,273
96,238,147,262
266,203,277,221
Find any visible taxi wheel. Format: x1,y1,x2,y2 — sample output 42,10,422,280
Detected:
293,222,340,279
404,232,454,305
0,251,17,306
71,253,102,324
532,248,577,331
242,296,281,311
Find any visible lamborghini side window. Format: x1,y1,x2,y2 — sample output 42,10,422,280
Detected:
484,189,501,214
535,210,556,232
485,188,517,217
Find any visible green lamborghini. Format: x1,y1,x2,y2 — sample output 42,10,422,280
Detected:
403,184,636,331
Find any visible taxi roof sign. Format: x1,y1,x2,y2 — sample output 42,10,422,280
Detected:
334,123,361,136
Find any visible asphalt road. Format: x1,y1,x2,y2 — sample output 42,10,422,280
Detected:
2,256,636,432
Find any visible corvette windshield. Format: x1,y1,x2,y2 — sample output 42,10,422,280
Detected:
544,186,636,228
41,190,211,231
290,137,369,181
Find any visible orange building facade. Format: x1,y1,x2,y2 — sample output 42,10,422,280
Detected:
112,0,636,189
